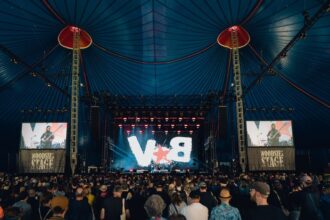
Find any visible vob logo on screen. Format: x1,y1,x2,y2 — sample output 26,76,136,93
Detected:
127,136,192,167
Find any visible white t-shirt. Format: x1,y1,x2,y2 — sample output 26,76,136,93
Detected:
180,202,208,220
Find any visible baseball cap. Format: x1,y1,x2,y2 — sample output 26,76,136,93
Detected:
250,181,270,196
199,182,207,188
50,196,69,210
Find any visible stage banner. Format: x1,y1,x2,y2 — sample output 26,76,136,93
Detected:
247,147,295,171
19,149,65,173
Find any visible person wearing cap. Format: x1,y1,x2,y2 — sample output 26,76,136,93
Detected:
199,182,217,216
209,188,241,220
49,196,69,220
180,190,208,220
247,181,286,220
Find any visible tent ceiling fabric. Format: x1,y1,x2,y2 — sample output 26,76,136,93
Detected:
0,0,329,149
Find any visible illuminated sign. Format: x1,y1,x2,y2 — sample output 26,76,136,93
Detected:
127,136,192,167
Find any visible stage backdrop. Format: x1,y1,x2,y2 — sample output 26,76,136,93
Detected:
19,149,65,173
247,147,295,171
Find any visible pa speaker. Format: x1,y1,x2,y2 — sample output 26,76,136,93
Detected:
90,106,100,139
218,106,227,139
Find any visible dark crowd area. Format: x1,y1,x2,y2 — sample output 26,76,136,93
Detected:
0,172,329,220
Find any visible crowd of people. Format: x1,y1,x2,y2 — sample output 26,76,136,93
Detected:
0,171,329,220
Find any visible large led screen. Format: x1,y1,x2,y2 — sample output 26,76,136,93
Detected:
20,123,67,149
113,129,201,171
246,121,294,147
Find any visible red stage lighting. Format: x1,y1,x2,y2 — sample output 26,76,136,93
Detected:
144,124,148,128
123,117,127,122
184,124,188,129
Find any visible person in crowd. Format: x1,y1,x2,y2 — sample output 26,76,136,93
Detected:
268,179,290,216
67,187,93,220
287,181,302,220
199,182,217,216
210,188,241,220
144,194,166,220
168,213,186,220
320,181,330,220
100,185,130,220
247,181,286,220
153,183,171,217
4,207,21,220
26,188,38,220
180,190,208,220
38,191,54,220
94,184,109,220
12,191,32,220
168,192,186,216
298,175,324,220
127,185,148,220
49,196,69,220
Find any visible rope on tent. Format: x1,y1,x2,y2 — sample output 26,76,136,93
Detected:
248,44,330,109
0,44,68,97
240,0,264,25
42,0,67,25
93,42,217,65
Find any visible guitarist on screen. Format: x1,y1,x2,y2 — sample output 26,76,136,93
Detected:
40,125,54,148
267,123,281,146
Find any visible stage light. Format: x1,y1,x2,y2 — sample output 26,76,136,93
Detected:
150,117,154,122
136,117,140,122
123,117,127,122
192,117,196,122
144,124,148,128
127,130,131,135
171,124,175,128
184,124,188,129
118,124,122,128
157,124,161,129
165,130,168,135
131,124,135,128
177,130,181,135
139,130,143,134
189,130,193,134
196,124,200,128
165,117,169,122
152,130,155,134
178,117,183,122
